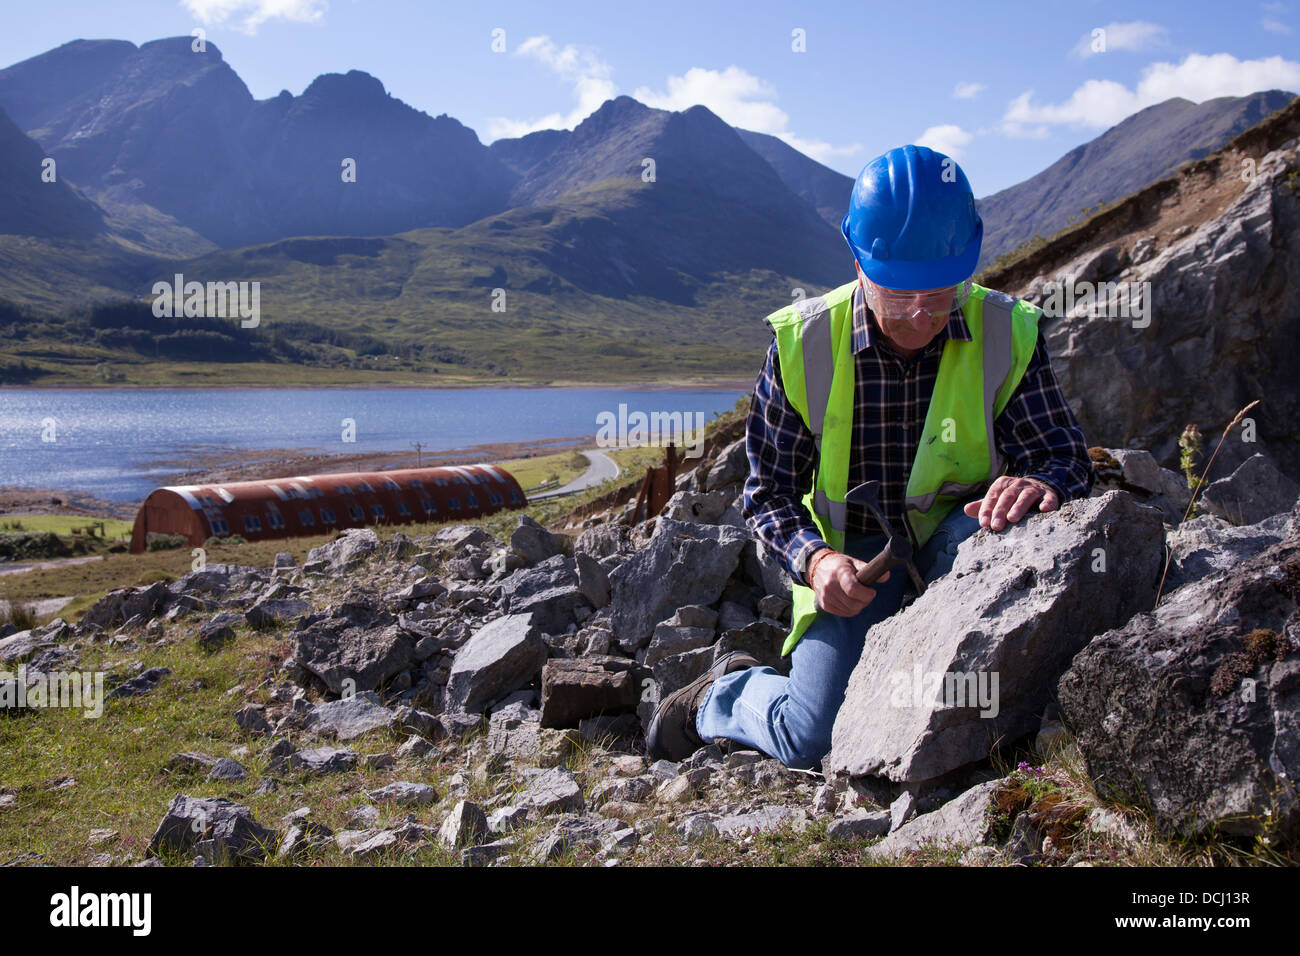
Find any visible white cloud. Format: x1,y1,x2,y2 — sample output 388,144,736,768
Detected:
181,0,327,34
632,66,859,164
914,124,973,159
489,49,859,162
486,36,618,139
1071,21,1167,58
1001,52,1300,135
953,81,985,100
1262,17,1292,33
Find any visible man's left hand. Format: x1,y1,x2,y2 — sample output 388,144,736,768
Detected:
963,476,1060,531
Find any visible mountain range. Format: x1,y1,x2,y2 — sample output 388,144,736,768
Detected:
0,35,1292,384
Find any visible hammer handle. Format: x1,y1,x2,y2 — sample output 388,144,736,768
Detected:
855,536,909,586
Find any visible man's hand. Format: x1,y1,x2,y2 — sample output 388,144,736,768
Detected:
809,548,890,617
963,476,1060,531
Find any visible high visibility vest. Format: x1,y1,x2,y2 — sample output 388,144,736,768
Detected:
764,279,1041,657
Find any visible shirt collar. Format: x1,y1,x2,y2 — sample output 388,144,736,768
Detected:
850,280,972,355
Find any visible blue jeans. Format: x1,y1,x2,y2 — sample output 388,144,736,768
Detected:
695,506,983,770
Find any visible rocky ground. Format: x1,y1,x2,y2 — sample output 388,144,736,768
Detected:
1,436,1297,866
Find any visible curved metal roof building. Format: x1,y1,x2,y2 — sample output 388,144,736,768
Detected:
130,464,526,554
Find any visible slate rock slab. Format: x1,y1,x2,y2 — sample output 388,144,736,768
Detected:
149,795,276,863
445,613,547,715
826,492,1165,784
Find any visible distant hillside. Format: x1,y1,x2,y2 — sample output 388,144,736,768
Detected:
0,104,105,239
734,128,854,230
976,90,1296,269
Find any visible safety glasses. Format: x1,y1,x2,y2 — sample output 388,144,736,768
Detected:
864,278,972,326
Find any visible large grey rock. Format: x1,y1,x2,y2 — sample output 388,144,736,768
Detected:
514,767,585,816
435,525,497,552
169,563,262,598
367,781,438,806
233,703,271,735
826,491,1166,784
510,515,562,565
713,805,809,839
589,775,655,806
826,810,892,842
497,556,591,634
1092,447,1192,524
198,612,241,651
149,795,276,863
539,657,642,728
705,439,748,491
440,800,489,848
713,621,788,672
80,580,171,629
0,630,47,665
106,667,170,700
661,490,731,523
608,518,747,650
574,523,630,561
289,747,358,775
574,552,611,609
643,624,714,668
864,780,1000,861
245,598,311,629
1059,535,1300,840
306,528,379,570
650,646,713,700
444,614,547,714
1165,503,1299,588
747,540,793,602
529,814,617,861
306,692,397,741
205,758,249,782
291,621,413,695
164,752,220,774
1200,453,1300,526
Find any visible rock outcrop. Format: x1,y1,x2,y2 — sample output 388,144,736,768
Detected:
825,491,1166,784
1059,535,1300,840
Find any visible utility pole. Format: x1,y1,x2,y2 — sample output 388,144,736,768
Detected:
410,441,425,467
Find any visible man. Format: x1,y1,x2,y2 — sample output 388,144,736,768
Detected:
647,144,1094,768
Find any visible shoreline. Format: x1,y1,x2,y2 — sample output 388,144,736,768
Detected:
0,433,597,520
0,379,754,392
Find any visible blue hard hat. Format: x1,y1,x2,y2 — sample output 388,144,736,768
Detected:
842,145,982,291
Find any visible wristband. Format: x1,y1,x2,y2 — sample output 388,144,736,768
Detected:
806,546,834,583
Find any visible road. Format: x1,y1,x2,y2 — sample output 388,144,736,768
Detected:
528,450,621,500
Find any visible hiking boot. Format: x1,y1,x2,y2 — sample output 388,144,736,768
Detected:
646,651,761,761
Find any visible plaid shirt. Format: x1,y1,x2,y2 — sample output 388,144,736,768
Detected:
743,281,1095,587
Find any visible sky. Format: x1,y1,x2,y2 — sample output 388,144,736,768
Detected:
1,0,1297,196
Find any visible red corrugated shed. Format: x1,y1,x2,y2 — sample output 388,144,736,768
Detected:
129,464,526,553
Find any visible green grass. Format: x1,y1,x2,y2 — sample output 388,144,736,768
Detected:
495,450,590,492
0,516,133,539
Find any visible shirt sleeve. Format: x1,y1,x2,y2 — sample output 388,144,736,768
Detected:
741,337,831,587
993,327,1096,502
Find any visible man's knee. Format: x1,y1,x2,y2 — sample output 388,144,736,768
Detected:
775,709,836,770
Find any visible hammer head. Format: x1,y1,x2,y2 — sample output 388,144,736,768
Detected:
844,480,881,510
